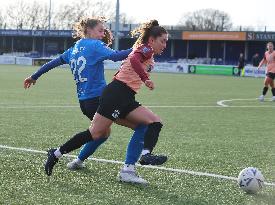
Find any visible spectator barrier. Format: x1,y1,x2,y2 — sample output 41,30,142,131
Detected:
0,56,266,78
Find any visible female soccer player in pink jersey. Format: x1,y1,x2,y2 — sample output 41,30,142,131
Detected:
45,20,169,184
258,42,275,102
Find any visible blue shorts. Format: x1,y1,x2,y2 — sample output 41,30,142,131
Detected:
79,97,100,121
266,72,275,80
97,80,141,121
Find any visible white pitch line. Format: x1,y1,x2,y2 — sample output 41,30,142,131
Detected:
217,98,257,107
0,105,79,109
0,105,220,109
0,104,274,109
1,144,275,187
217,98,275,107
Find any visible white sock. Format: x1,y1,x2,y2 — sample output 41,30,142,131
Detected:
54,148,62,158
75,158,83,164
141,149,150,156
123,164,135,172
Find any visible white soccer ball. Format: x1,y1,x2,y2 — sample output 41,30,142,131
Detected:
237,167,264,194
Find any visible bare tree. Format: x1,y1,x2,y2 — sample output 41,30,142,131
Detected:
3,0,49,29
5,0,30,29
233,25,255,31
109,12,137,24
25,1,49,29
178,9,232,31
53,0,115,30
1,0,135,30
0,13,4,29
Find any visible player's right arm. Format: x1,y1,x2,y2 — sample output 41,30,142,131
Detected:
258,53,267,69
129,46,154,90
24,48,72,89
24,56,66,89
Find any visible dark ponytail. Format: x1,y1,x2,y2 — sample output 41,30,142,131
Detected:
131,20,167,48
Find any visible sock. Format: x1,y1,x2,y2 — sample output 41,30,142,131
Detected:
272,88,275,96
59,129,93,155
141,149,150,156
262,87,268,95
143,122,163,153
124,124,147,165
241,68,245,77
123,164,135,172
54,149,62,158
75,158,83,164
78,138,107,161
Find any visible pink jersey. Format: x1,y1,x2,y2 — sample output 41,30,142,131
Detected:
264,51,275,73
114,44,154,93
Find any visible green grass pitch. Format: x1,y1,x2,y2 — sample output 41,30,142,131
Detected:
0,65,275,205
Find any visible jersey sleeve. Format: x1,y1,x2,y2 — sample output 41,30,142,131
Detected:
134,45,154,62
94,41,117,61
93,40,132,62
31,56,65,80
108,48,132,61
60,47,73,64
129,53,150,82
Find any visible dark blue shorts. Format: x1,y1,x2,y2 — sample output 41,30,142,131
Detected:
79,97,100,121
266,72,275,80
97,80,141,121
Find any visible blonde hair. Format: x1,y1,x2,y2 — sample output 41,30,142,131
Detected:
131,20,167,48
72,16,113,46
267,42,274,47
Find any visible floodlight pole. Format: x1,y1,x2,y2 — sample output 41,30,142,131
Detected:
114,0,120,50
48,0,52,30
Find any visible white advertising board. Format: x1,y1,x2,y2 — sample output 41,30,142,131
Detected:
0,56,16,64
16,57,33,65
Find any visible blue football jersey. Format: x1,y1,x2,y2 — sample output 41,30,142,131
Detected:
61,39,124,100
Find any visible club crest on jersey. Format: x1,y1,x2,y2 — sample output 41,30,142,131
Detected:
111,110,120,119
72,46,85,54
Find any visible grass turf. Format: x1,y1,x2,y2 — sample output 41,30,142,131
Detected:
0,65,275,205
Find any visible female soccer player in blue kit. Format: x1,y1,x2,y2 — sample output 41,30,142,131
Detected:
24,16,166,184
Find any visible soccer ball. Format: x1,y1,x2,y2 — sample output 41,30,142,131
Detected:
237,167,264,194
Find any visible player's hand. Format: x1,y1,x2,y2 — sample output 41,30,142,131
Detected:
145,79,154,90
24,77,36,89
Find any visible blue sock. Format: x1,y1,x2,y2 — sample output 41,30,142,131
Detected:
125,124,148,165
78,138,107,161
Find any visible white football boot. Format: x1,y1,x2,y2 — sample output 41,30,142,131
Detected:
258,95,264,102
118,165,148,185
67,158,85,170
272,96,275,102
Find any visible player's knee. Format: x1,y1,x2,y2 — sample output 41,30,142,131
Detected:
104,128,111,138
89,126,108,141
152,115,162,124
144,114,162,124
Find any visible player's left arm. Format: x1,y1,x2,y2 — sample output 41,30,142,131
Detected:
95,40,132,62
108,48,132,61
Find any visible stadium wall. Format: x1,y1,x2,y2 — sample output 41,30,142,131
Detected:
0,56,266,78
1,29,275,64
